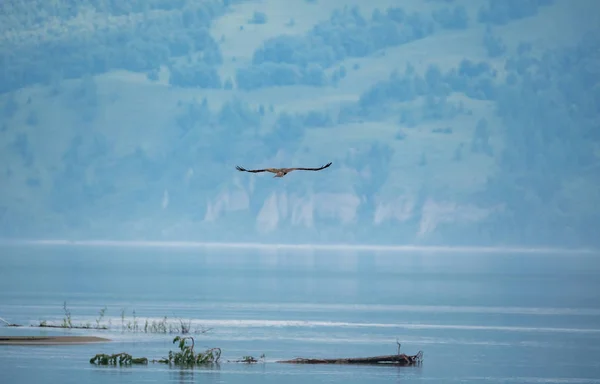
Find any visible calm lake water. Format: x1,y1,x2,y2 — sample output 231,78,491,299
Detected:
1,244,599,383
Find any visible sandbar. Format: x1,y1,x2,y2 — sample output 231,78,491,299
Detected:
0,336,111,345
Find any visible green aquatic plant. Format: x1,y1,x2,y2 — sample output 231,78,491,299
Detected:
62,301,72,328
132,310,139,332
120,308,126,330
36,302,107,330
160,336,222,366
35,303,208,334
96,307,107,329
230,354,266,364
91,337,222,367
90,353,148,365
179,319,191,334
145,316,169,333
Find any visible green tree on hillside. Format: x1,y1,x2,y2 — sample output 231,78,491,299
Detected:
238,5,437,90
483,33,600,245
0,0,229,93
477,0,554,25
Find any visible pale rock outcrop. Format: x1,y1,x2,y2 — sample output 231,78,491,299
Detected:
417,199,499,236
204,188,249,222
373,194,500,238
373,196,415,224
314,193,360,224
255,191,360,233
203,184,500,239
289,194,314,227
255,192,280,233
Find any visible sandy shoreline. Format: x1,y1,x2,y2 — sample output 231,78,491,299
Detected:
0,336,111,345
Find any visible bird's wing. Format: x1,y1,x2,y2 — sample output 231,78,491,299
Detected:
236,166,279,173
285,162,333,172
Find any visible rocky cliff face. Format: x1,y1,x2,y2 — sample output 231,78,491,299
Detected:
202,186,500,240
416,199,503,237
255,191,361,233
204,188,250,222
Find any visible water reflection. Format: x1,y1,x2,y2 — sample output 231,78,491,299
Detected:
169,365,221,384
91,364,137,377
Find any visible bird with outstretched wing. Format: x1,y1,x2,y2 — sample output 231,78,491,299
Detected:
236,162,332,178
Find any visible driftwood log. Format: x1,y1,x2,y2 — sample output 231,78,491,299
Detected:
277,351,423,366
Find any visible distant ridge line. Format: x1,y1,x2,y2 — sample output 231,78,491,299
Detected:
0,239,595,254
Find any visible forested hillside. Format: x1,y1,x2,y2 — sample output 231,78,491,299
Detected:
1,0,599,246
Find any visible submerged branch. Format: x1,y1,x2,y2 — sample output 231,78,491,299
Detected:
35,323,107,330
277,351,424,366
0,317,22,327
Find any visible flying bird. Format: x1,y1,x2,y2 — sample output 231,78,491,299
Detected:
236,162,332,178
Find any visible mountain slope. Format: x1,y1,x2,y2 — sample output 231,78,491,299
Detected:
1,0,599,246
